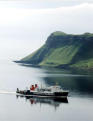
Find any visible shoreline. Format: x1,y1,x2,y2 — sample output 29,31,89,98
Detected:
13,61,93,71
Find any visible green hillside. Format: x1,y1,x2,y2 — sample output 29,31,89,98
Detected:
20,31,93,69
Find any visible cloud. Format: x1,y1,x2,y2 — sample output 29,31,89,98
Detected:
0,3,93,25
0,2,93,59
0,3,93,34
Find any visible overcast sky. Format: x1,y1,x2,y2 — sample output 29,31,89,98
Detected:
0,0,93,60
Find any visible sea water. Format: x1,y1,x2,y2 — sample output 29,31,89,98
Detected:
0,60,93,121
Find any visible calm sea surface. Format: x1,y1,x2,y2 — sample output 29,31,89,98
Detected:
0,60,93,121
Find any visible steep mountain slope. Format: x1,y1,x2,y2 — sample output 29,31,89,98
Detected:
20,31,93,69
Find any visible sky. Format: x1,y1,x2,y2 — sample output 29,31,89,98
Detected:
0,0,93,60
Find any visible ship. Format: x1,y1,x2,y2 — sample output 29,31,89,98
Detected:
16,84,69,99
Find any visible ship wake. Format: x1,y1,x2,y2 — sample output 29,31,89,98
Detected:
0,90,16,94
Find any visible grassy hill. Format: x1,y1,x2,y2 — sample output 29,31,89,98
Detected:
20,31,93,69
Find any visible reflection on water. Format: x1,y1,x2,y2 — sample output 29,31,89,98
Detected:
19,63,93,97
16,95,68,111
43,76,93,97
0,61,93,121
0,61,93,98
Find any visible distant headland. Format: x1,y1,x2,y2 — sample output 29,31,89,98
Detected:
15,31,93,69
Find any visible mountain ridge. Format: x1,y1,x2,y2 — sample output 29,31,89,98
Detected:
18,31,93,69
